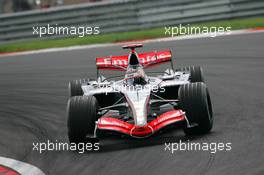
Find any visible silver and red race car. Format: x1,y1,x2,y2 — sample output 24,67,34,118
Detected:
67,44,213,143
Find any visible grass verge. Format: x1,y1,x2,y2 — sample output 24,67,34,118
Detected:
0,17,264,53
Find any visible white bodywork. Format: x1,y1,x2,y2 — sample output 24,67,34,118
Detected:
82,69,190,127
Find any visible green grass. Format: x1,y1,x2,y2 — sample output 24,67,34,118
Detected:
1,17,264,53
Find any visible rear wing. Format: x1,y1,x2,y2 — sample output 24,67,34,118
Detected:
96,50,173,71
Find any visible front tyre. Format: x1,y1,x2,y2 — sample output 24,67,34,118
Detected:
178,82,213,135
67,96,98,143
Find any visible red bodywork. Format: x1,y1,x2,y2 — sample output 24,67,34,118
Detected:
96,50,172,70
96,45,181,137
97,110,185,137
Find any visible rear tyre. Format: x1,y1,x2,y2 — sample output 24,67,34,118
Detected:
176,66,204,82
178,82,213,135
68,79,89,97
67,96,98,143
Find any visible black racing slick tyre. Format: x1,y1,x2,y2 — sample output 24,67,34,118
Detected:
68,79,89,97
176,66,204,82
67,96,98,143
178,82,213,135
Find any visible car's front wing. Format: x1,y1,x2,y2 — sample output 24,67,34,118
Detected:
96,110,186,138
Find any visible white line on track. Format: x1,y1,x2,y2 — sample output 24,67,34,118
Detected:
0,29,263,58
0,156,45,175
0,28,263,174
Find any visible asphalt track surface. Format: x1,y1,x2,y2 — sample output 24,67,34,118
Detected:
0,32,264,175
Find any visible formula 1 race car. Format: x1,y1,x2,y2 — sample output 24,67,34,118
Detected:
67,44,213,143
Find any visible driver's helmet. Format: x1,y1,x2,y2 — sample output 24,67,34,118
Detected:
125,66,147,86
